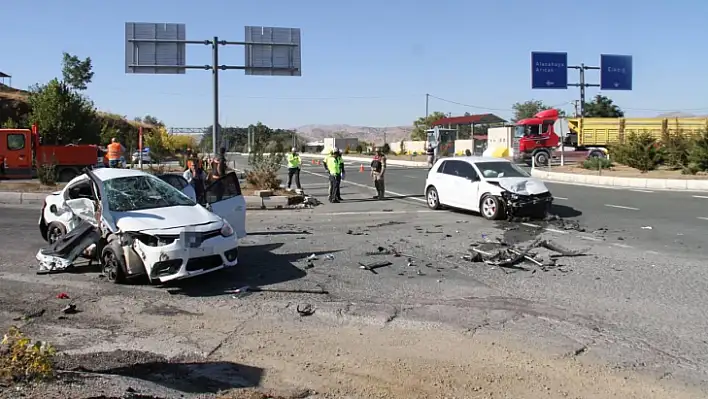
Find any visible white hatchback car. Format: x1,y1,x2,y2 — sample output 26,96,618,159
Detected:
424,157,553,220
38,168,247,284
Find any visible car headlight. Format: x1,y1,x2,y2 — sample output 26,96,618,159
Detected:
220,220,234,237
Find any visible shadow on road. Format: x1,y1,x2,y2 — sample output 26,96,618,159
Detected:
550,204,582,218
164,243,338,297
247,230,312,236
58,352,263,394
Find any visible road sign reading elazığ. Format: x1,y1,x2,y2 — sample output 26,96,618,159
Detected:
600,54,632,90
531,52,568,89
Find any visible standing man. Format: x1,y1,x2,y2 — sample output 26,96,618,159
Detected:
426,142,435,168
107,138,125,168
335,149,345,201
325,148,344,203
286,147,302,191
183,160,207,204
370,147,387,200
324,149,334,196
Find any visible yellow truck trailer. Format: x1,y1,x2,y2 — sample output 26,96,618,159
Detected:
567,117,708,147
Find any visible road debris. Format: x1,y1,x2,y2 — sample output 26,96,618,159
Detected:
367,221,405,228
13,308,45,321
469,237,589,272
56,292,70,299
228,286,330,295
641,226,653,230
296,303,315,316
36,221,100,273
346,229,369,236
61,304,78,314
359,260,392,274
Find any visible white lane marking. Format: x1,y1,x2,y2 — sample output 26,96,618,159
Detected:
604,204,639,211
693,195,708,199
646,250,660,255
578,235,603,242
613,243,633,248
554,196,569,200
299,168,427,203
521,222,541,228
697,217,708,221
544,228,568,234
630,189,654,193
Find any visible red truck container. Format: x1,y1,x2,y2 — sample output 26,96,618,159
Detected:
0,124,105,182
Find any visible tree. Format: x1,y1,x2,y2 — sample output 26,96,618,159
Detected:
61,52,94,91
141,115,163,126
511,100,565,122
411,111,447,140
28,79,98,144
583,95,624,117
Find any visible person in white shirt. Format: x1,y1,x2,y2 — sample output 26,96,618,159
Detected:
183,161,207,203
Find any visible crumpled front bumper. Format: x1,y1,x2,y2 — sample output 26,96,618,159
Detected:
501,191,554,217
128,232,240,283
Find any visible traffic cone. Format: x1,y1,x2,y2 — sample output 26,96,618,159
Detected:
359,164,365,172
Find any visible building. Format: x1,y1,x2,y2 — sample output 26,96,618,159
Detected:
323,137,359,154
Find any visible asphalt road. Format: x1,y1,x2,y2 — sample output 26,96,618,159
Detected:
2,192,708,394
230,154,708,258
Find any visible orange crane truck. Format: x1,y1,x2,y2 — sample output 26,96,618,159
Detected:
0,124,105,182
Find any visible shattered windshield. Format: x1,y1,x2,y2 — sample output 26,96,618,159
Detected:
104,175,195,212
476,162,530,179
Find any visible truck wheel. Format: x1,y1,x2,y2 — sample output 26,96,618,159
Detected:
533,151,550,166
57,168,79,183
589,150,606,159
101,246,126,284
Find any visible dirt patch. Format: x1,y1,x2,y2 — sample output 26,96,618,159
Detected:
546,164,708,180
216,322,704,399
241,185,296,197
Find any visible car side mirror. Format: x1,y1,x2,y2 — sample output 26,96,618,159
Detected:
49,204,57,214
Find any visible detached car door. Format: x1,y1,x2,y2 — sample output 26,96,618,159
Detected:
204,172,247,238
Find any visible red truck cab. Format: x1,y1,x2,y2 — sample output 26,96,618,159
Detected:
512,109,560,166
0,124,106,182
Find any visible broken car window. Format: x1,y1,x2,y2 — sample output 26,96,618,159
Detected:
475,162,530,179
205,172,242,204
67,180,94,200
104,175,196,212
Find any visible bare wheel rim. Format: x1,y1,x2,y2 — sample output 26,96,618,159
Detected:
482,197,497,217
103,252,119,281
427,190,438,207
47,226,62,244
536,153,548,164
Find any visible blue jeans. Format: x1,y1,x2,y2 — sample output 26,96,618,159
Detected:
109,160,120,168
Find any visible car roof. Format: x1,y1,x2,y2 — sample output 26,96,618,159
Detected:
90,168,152,181
437,156,510,164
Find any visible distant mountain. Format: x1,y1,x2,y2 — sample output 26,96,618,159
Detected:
294,124,413,144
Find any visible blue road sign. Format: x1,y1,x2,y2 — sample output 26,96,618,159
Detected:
600,54,632,90
531,52,568,89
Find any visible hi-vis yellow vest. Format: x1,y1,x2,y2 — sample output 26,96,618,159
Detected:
326,157,342,174
287,153,301,168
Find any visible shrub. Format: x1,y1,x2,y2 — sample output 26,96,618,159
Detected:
344,146,350,155
36,162,57,186
582,157,613,170
687,129,708,173
355,144,364,154
0,326,56,385
609,132,662,172
661,130,692,169
246,152,283,190
381,143,391,154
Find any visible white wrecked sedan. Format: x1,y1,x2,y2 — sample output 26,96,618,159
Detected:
38,168,247,283
424,156,553,220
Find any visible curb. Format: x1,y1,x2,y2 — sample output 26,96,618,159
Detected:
0,192,297,210
530,169,708,191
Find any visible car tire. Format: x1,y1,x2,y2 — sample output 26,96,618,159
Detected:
101,246,126,284
480,195,503,220
426,186,441,210
533,151,550,166
46,222,66,245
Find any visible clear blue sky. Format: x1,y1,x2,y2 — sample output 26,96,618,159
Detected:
2,0,706,128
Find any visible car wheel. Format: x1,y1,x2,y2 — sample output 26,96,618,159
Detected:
480,195,503,220
46,222,66,244
426,186,441,210
101,247,126,284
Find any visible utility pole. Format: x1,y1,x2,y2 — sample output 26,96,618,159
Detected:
571,100,580,117
568,63,600,117
425,93,430,118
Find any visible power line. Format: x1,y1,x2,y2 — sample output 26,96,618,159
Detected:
427,94,573,114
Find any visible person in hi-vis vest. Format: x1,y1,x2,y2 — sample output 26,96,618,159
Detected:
107,138,125,168
286,147,302,190
325,148,345,203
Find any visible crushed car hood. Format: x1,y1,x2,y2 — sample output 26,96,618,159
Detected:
487,177,549,195
112,205,223,232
